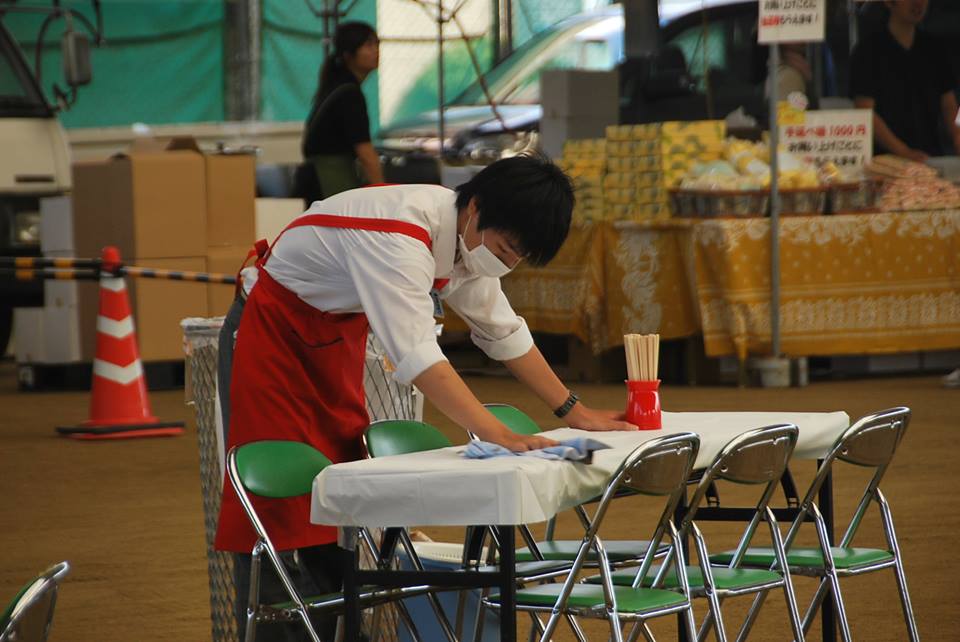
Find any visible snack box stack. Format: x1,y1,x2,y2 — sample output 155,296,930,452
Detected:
559,138,608,223
603,124,667,221
660,120,727,190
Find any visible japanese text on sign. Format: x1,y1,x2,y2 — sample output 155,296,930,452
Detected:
779,110,873,168
759,0,825,43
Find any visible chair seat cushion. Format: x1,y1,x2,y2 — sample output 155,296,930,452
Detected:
516,540,656,563
710,547,895,570
490,583,687,613
585,565,782,590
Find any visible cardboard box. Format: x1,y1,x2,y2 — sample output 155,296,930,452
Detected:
13,308,44,364
13,305,82,364
72,139,207,261
39,195,74,254
255,198,303,244
207,153,256,247
78,256,208,362
540,69,618,119
207,245,249,317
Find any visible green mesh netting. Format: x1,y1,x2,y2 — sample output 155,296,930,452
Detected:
4,0,603,131
6,0,224,127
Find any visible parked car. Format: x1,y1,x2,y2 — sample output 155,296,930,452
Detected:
378,0,959,182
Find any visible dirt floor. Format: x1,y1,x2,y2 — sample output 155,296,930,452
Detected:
1,360,957,641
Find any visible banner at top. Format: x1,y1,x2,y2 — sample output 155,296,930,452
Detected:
758,0,825,43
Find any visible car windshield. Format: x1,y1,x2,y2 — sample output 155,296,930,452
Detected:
452,12,624,107
0,25,51,117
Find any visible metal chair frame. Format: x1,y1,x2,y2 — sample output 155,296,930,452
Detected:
486,432,702,642
671,424,805,642
226,443,431,642
0,561,70,642
736,407,917,642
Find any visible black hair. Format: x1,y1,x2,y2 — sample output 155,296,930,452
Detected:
314,21,378,104
455,153,574,266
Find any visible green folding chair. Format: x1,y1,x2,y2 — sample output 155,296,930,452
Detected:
710,407,917,642
484,432,702,642
586,423,805,642
226,440,431,642
483,403,667,569
0,561,69,642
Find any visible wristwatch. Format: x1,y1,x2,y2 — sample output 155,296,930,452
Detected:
553,391,580,419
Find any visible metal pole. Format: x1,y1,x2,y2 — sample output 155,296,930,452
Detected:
494,0,513,63
437,1,446,157
623,0,661,58
224,0,260,121
847,0,859,53
769,43,781,358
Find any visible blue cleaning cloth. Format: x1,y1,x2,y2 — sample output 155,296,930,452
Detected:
463,437,611,464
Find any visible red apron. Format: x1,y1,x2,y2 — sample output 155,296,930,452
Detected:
215,213,437,553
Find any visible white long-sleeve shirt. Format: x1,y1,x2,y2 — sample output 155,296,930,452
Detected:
242,184,534,384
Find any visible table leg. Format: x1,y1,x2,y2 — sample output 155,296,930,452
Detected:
497,525,517,642
818,464,836,642
340,526,362,641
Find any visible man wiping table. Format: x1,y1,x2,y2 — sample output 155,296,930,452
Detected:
215,154,637,640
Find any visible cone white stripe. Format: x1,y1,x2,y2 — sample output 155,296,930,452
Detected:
100,276,126,292
93,359,144,385
97,315,135,339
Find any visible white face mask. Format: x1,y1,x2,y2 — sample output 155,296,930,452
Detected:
458,214,514,278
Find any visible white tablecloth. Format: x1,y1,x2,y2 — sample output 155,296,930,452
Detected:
311,410,849,528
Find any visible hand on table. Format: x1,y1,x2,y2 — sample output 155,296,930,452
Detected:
566,403,638,432
497,432,560,452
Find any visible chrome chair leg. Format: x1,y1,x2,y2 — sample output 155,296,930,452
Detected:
878,494,920,642
395,528,458,642
812,507,853,642
767,508,805,642
736,589,769,642
245,544,264,642
692,524,727,642
566,613,589,642
395,599,425,642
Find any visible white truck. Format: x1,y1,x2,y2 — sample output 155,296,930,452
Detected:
0,13,91,353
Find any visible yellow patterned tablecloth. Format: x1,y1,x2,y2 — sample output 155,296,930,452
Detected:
444,210,960,359
601,221,700,349
694,210,960,360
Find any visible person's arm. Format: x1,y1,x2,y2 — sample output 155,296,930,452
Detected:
502,346,638,432
342,232,553,452
413,361,559,450
355,141,384,184
942,91,960,154
855,96,928,162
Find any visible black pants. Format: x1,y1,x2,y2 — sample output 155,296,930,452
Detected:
233,543,351,641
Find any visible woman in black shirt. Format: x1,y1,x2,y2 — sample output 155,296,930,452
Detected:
301,22,383,199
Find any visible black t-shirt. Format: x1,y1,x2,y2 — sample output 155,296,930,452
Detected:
850,28,957,156
301,67,371,157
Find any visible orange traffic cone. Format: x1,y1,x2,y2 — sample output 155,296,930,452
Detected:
56,247,185,440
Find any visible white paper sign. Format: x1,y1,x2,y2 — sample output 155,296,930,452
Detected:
759,0,826,43
779,109,873,169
